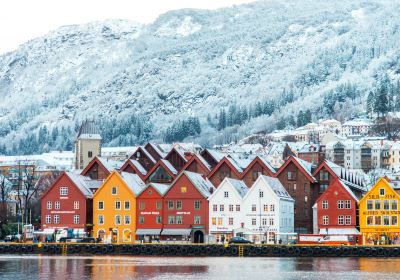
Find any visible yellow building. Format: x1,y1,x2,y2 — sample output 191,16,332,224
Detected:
359,177,400,245
93,170,145,243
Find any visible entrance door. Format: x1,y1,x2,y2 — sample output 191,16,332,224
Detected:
193,230,204,243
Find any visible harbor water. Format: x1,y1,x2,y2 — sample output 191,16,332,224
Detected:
1,256,400,280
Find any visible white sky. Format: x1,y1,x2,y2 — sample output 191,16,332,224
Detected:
0,0,254,54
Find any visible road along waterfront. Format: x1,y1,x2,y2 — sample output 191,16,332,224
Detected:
1,256,400,280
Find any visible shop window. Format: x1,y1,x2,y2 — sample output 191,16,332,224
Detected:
374,216,381,225
392,216,398,226
212,217,216,225
323,216,329,225
384,216,390,226
366,216,373,226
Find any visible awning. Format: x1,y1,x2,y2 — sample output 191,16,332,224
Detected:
34,229,55,235
136,229,162,235
161,229,192,236
319,228,360,235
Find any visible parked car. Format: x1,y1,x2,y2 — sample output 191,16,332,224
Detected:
79,237,101,243
228,237,252,244
4,235,20,242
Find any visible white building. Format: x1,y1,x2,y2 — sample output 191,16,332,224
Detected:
341,119,371,136
241,175,295,244
208,178,249,242
389,142,400,172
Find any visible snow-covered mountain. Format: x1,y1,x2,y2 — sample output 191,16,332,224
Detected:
1,0,400,153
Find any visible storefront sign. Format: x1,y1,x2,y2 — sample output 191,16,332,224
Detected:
59,197,69,200
367,194,396,199
362,211,400,215
140,212,160,215
176,212,191,215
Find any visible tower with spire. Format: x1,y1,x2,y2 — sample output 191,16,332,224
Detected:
75,119,102,170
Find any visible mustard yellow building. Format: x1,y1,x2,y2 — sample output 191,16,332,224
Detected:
93,171,145,243
359,177,400,245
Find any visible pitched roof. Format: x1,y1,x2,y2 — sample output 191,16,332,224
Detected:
242,155,275,176
184,171,215,198
181,154,212,175
359,177,400,204
204,149,225,162
119,172,146,196
275,156,317,183
207,156,243,179
67,172,102,197
146,143,168,158
137,182,170,197
144,159,178,181
224,178,248,198
258,175,293,200
77,119,102,140
128,159,147,175
97,157,124,172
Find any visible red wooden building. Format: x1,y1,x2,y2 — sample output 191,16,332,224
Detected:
135,183,169,242
297,144,324,166
144,143,166,162
164,147,189,172
241,156,275,187
120,159,148,180
313,178,360,237
207,157,243,188
145,159,178,184
275,156,318,233
200,149,225,170
162,171,215,243
130,146,157,171
181,154,211,176
80,156,122,180
41,172,101,238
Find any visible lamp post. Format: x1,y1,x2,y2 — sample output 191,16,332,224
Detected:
259,189,262,244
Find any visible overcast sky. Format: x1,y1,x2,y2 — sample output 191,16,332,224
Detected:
0,0,254,54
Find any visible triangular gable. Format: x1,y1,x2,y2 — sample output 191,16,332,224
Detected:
275,156,317,183
41,172,90,200
312,160,339,179
359,177,400,204
181,154,211,175
93,170,138,199
315,178,358,204
80,156,111,177
144,159,177,182
136,183,169,198
120,159,147,180
241,156,275,177
208,177,248,201
130,146,156,164
164,147,188,162
207,157,242,179
164,171,214,199
144,143,165,161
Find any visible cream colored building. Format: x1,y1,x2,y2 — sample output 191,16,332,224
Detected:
75,120,102,170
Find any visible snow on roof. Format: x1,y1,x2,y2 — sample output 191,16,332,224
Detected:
298,144,321,153
252,155,275,173
139,147,156,163
67,172,102,197
206,149,225,162
120,172,146,196
148,143,168,158
172,146,188,161
225,178,248,198
161,159,178,175
228,155,252,172
184,171,215,198
293,156,316,181
324,160,367,191
259,175,293,200
97,157,124,172
342,119,371,126
338,179,359,202
129,159,147,175
148,183,170,196
196,154,211,170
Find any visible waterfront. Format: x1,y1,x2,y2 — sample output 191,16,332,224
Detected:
1,256,400,280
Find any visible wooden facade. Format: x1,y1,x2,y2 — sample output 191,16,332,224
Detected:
241,156,275,187
207,157,242,188
130,147,156,172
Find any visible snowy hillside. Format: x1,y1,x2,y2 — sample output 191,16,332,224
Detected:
1,0,400,154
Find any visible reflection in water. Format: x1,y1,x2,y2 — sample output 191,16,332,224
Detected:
2,256,400,280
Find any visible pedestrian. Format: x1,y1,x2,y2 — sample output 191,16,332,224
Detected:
221,235,225,244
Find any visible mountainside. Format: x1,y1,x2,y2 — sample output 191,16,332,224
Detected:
1,0,400,154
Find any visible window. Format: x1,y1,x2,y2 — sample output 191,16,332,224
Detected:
55,201,60,210
380,188,385,196
323,216,329,225
264,204,268,212
229,218,234,225
124,215,131,225
125,201,130,210
345,200,351,209
252,204,256,212
115,215,121,225
54,215,60,224
375,216,381,225
384,216,390,226
112,187,117,195
148,190,152,195
168,201,174,210
392,216,398,226
287,171,296,180
194,215,201,224
367,216,373,226
319,170,329,181
156,201,162,210
212,217,216,225
305,196,308,203
224,191,229,198
156,216,162,224
139,216,144,224
236,205,240,211
98,215,104,225
176,201,182,210
194,201,201,210
98,201,104,210
220,205,224,212
229,205,234,212
181,187,187,193
270,205,275,212
337,200,344,209
74,201,79,210
115,201,121,210
73,215,80,224
269,218,274,226
322,201,328,209
47,201,52,210
319,184,328,193
213,204,217,211
45,215,51,224
252,218,257,226
392,200,398,210
176,215,183,224
367,200,373,210
345,215,351,225
88,151,93,158
384,200,390,210
259,190,264,198
262,218,267,226
218,217,223,225
60,187,68,196
168,215,174,224
375,200,381,210
338,215,344,225
293,183,297,190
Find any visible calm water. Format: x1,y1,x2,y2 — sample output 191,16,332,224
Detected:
1,256,400,280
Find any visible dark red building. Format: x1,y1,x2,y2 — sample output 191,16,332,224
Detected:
200,149,225,170
41,172,101,235
136,183,169,242
162,171,215,243
120,159,148,180
275,156,318,233
130,146,157,171
80,156,122,180
297,144,325,166
144,143,166,162
145,159,178,184
241,156,275,187
313,178,359,236
181,154,211,176
164,147,188,172
207,157,243,188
